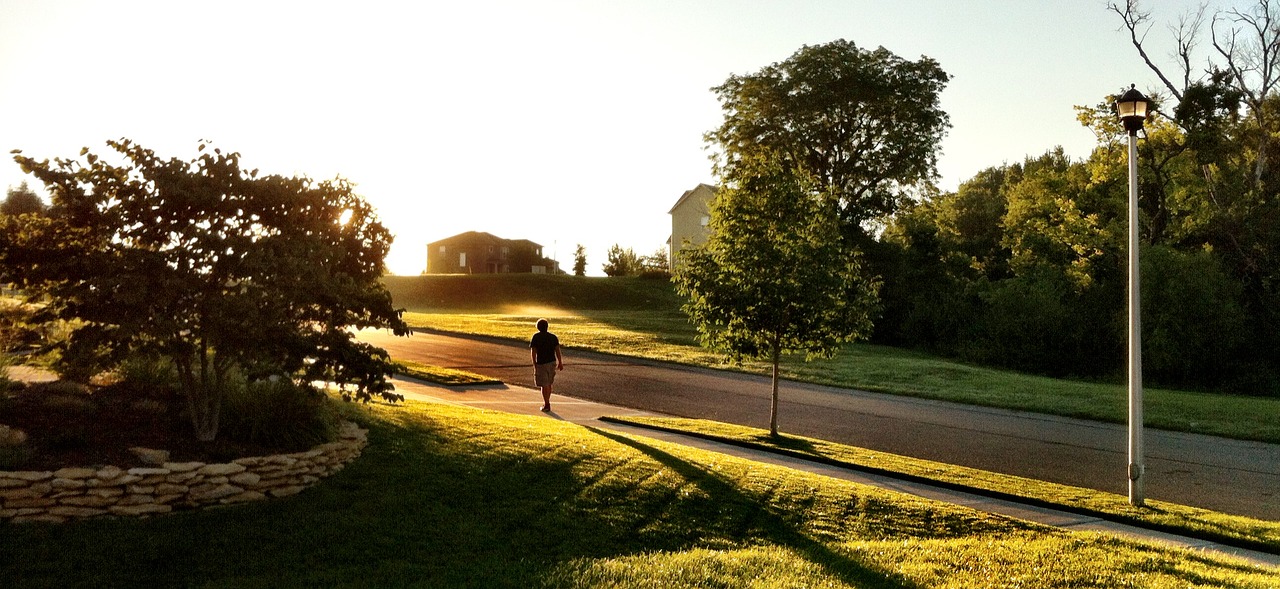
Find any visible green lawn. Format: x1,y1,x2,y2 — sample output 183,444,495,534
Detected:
4,400,1275,587
402,309,1280,444
606,415,1280,555
394,358,502,386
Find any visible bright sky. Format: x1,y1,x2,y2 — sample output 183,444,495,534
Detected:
0,0,1217,276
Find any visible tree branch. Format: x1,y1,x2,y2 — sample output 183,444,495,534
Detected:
1109,0,1185,102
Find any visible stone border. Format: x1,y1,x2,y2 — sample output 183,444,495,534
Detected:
0,421,367,524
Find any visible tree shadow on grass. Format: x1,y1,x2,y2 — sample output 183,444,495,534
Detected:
750,431,819,453
0,409,922,588
582,425,922,589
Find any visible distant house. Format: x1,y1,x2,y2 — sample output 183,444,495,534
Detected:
425,231,560,274
667,183,717,268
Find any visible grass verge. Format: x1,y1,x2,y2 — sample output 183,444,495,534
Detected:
602,415,1280,556
4,399,1275,587
394,358,503,386
403,310,1280,444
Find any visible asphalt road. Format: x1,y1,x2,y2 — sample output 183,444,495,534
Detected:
358,328,1280,520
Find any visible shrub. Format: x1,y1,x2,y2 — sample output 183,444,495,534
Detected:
638,269,672,280
116,354,180,396
963,272,1078,374
0,352,11,393
0,300,42,354
219,377,338,451
1141,246,1249,389
0,444,31,470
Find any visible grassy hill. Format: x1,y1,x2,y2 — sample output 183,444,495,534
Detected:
383,274,684,312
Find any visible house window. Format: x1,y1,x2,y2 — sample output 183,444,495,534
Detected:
439,246,446,253
459,252,467,267
700,215,710,227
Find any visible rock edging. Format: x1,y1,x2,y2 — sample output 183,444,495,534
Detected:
0,421,368,524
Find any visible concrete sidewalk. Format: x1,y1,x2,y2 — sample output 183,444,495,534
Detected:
389,375,1280,569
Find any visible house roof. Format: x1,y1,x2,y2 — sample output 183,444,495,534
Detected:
667,183,717,215
427,231,501,247
427,231,542,249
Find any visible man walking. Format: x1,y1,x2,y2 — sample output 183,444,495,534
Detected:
529,318,564,412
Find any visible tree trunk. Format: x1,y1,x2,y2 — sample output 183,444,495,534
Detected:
769,344,780,437
175,347,224,443
188,387,222,443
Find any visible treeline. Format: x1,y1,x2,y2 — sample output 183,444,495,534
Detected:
678,36,1280,395
871,109,1280,394
864,3,1280,396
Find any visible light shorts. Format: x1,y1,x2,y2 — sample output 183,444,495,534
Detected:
535,362,557,387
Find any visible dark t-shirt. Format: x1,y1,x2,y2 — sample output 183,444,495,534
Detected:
530,331,560,365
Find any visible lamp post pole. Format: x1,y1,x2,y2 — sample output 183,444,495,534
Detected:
1116,84,1149,507
1126,120,1145,506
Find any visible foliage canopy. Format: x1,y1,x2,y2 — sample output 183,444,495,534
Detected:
706,39,951,237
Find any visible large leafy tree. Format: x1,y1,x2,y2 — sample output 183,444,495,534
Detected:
3,139,409,441
706,39,951,239
1108,1,1280,389
674,153,879,436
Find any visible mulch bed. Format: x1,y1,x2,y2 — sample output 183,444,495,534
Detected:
1,380,280,471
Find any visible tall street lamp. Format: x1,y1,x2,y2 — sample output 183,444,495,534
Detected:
1116,84,1150,507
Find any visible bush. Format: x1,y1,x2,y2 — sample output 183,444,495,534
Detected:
638,269,671,280
0,300,42,354
219,377,338,451
0,444,31,470
962,272,1081,375
0,352,11,393
116,354,180,396
1141,246,1249,388
0,376,29,469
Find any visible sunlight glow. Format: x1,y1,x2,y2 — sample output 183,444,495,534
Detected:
0,1,1200,277
498,305,573,319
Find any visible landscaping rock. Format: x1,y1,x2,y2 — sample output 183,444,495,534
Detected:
0,422,367,523
189,483,243,502
198,463,246,476
53,468,96,479
129,447,170,466
0,425,27,446
164,462,204,473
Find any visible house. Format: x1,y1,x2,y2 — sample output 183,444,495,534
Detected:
667,183,717,267
425,231,560,274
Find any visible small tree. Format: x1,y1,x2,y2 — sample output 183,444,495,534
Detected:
602,244,642,277
1,182,46,217
641,247,671,274
675,153,879,436
573,244,587,276
4,140,409,441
